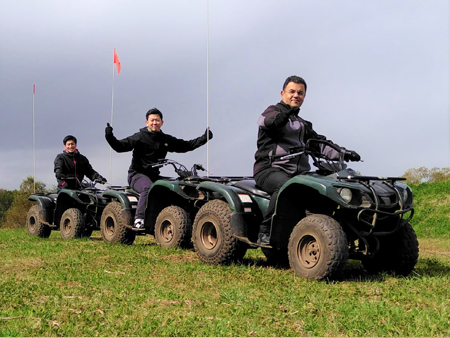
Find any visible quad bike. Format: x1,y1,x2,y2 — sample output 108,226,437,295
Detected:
98,159,218,247
26,178,112,240
185,139,418,280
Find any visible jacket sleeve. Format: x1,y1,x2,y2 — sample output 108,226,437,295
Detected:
166,133,208,153
305,121,343,160
258,105,298,130
105,132,138,153
82,157,102,181
54,155,64,179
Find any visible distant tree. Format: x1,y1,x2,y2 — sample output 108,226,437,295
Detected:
402,167,450,184
430,167,450,182
2,177,48,229
0,189,17,225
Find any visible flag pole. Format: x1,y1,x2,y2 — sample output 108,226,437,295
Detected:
32,84,36,193
206,0,210,176
110,56,115,183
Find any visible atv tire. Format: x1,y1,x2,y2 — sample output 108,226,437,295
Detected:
193,199,247,265
362,222,419,276
60,208,86,240
26,205,51,238
288,214,348,280
100,202,136,245
155,206,191,248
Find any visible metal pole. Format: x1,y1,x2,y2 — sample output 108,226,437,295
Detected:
110,61,115,183
32,84,36,193
206,0,210,176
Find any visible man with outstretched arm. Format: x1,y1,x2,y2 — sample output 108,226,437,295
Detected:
254,75,360,246
105,108,213,229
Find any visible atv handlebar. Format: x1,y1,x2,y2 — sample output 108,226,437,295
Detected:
272,139,362,175
151,159,211,179
63,176,105,190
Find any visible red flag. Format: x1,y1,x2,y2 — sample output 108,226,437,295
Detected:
113,48,121,74
33,84,35,94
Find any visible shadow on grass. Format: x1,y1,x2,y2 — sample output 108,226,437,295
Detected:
235,256,448,282
414,257,450,277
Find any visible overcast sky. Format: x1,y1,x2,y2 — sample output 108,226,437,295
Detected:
0,0,448,190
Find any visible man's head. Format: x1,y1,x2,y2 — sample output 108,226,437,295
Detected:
281,75,307,108
63,135,77,153
145,108,164,132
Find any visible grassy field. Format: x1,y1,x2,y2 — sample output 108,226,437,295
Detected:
1,180,450,336
1,229,449,337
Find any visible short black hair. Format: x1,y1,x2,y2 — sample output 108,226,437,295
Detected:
63,135,77,145
146,108,163,120
283,75,307,92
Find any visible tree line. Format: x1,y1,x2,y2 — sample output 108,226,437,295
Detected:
0,167,449,228
0,177,49,229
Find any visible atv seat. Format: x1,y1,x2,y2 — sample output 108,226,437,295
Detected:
233,179,270,199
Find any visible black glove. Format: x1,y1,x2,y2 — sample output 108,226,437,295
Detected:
204,128,213,141
105,123,113,135
344,150,361,162
97,176,107,184
56,174,66,180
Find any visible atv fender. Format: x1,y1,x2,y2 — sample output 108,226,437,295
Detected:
28,195,55,225
101,190,135,211
278,175,341,202
150,180,187,197
144,181,194,235
197,181,260,239
269,175,343,249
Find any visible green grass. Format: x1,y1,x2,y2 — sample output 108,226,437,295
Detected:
1,180,449,336
409,181,450,238
1,229,449,337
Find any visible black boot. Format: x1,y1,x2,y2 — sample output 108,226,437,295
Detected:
257,221,271,247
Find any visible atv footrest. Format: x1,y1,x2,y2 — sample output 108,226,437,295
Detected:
125,225,146,233
233,235,272,249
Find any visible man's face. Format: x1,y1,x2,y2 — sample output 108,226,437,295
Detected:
281,82,306,108
145,114,163,132
64,140,77,153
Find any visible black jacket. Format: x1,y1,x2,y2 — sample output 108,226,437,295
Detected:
106,127,209,180
54,150,103,189
254,101,343,176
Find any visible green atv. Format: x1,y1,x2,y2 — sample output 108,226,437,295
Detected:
187,139,418,280
98,159,215,247
26,178,112,240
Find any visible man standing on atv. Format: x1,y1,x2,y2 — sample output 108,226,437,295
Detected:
105,108,213,229
54,135,107,191
254,75,360,246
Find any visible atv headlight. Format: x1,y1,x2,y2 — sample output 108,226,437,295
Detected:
338,188,352,203
395,183,413,207
402,189,408,203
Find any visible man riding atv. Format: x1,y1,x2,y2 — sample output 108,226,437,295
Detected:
254,75,360,246
54,135,107,190
105,108,213,230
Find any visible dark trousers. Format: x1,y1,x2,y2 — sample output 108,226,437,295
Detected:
128,173,154,220
254,168,291,233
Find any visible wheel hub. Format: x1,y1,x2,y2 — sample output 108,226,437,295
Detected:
63,218,72,235
161,220,174,243
200,221,217,250
29,216,36,232
298,235,321,269
105,216,115,236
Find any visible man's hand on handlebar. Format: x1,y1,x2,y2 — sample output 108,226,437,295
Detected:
344,150,361,162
